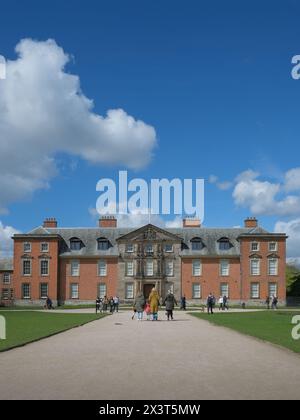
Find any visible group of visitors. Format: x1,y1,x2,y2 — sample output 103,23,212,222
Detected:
207,293,229,314
218,295,229,311
96,295,119,313
265,295,278,310
132,287,177,321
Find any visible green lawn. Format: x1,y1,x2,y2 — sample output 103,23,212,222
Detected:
0,311,106,352
190,311,300,353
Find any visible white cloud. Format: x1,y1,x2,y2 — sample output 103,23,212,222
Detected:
0,38,157,212
208,174,233,191
284,168,300,192
233,169,300,216
0,221,20,258
275,219,300,266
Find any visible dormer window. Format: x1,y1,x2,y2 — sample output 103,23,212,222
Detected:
191,237,204,251
70,238,83,251
126,243,134,253
218,237,231,251
97,238,110,251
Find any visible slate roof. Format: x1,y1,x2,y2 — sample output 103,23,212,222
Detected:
12,223,286,258
0,258,13,271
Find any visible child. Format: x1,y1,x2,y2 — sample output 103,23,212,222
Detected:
144,301,151,321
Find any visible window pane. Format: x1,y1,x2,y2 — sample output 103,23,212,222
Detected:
145,244,153,253
250,259,260,275
269,283,277,297
192,283,201,298
71,284,79,299
41,260,49,276
126,261,134,276
23,242,31,252
192,240,203,250
22,283,30,299
220,260,229,276
23,260,31,276
70,240,81,250
251,242,259,251
164,244,173,252
192,260,201,276
98,260,107,276
126,244,134,253
71,260,80,276
165,261,174,276
98,240,109,250
98,283,107,298
146,260,154,276
219,241,230,250
126,283,134,299
220,283,229,297
41,243,49,252
3,273,10,284
2,289,9,299
268,259,278,275
40,283,48,299
269,242,277,252
251,283,260,299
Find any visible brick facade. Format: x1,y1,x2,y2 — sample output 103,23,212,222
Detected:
0,217,287,306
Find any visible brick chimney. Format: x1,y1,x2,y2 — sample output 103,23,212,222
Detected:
99,216,117,228
43,218,58,228
183,217,201,228
244,217,258,228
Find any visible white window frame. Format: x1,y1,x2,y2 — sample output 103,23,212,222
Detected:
192,259,202,276
164,244,173,253
40,259,49,276
40,283,48,299
220,283,229,297
145,260,154,276
251,282,260,299
41,242,49,253
126,243,134,253
268,282,278,297
70,283,79,299
268,258,278,276
165,260,174,277
250,242,259,252
269,242,278,252
23,242,31,253
125,283,134,299
22,283,31,299
3,273,11,284
22,259,32,276
98,260,107,277
2,288,9,300
126,261,134,276
250,258,260,276
98,283,107,298
220,260,229,276
192,283,201,299
71,260,80,277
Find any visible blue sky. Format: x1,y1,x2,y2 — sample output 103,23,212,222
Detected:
0,0,300,260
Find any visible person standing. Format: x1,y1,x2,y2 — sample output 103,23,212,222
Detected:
207,293,215,314
272,295,278,310
109,296,115,313
103,296,108,312
149,287,160,321
265,296,270,310
164,291,178,321
113,296,119,312
218,296,223,311
223,295,229,311
96,296,101,314
180,295,186,311
133,291,145,321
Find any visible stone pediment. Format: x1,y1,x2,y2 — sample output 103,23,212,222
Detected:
117,224,182,242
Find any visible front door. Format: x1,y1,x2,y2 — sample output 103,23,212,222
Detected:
143,284,155,300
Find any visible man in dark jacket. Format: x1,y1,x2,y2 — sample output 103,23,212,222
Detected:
207,293,215,314
164,291,178,321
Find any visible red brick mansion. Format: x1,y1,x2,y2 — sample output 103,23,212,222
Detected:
0,216,287,306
